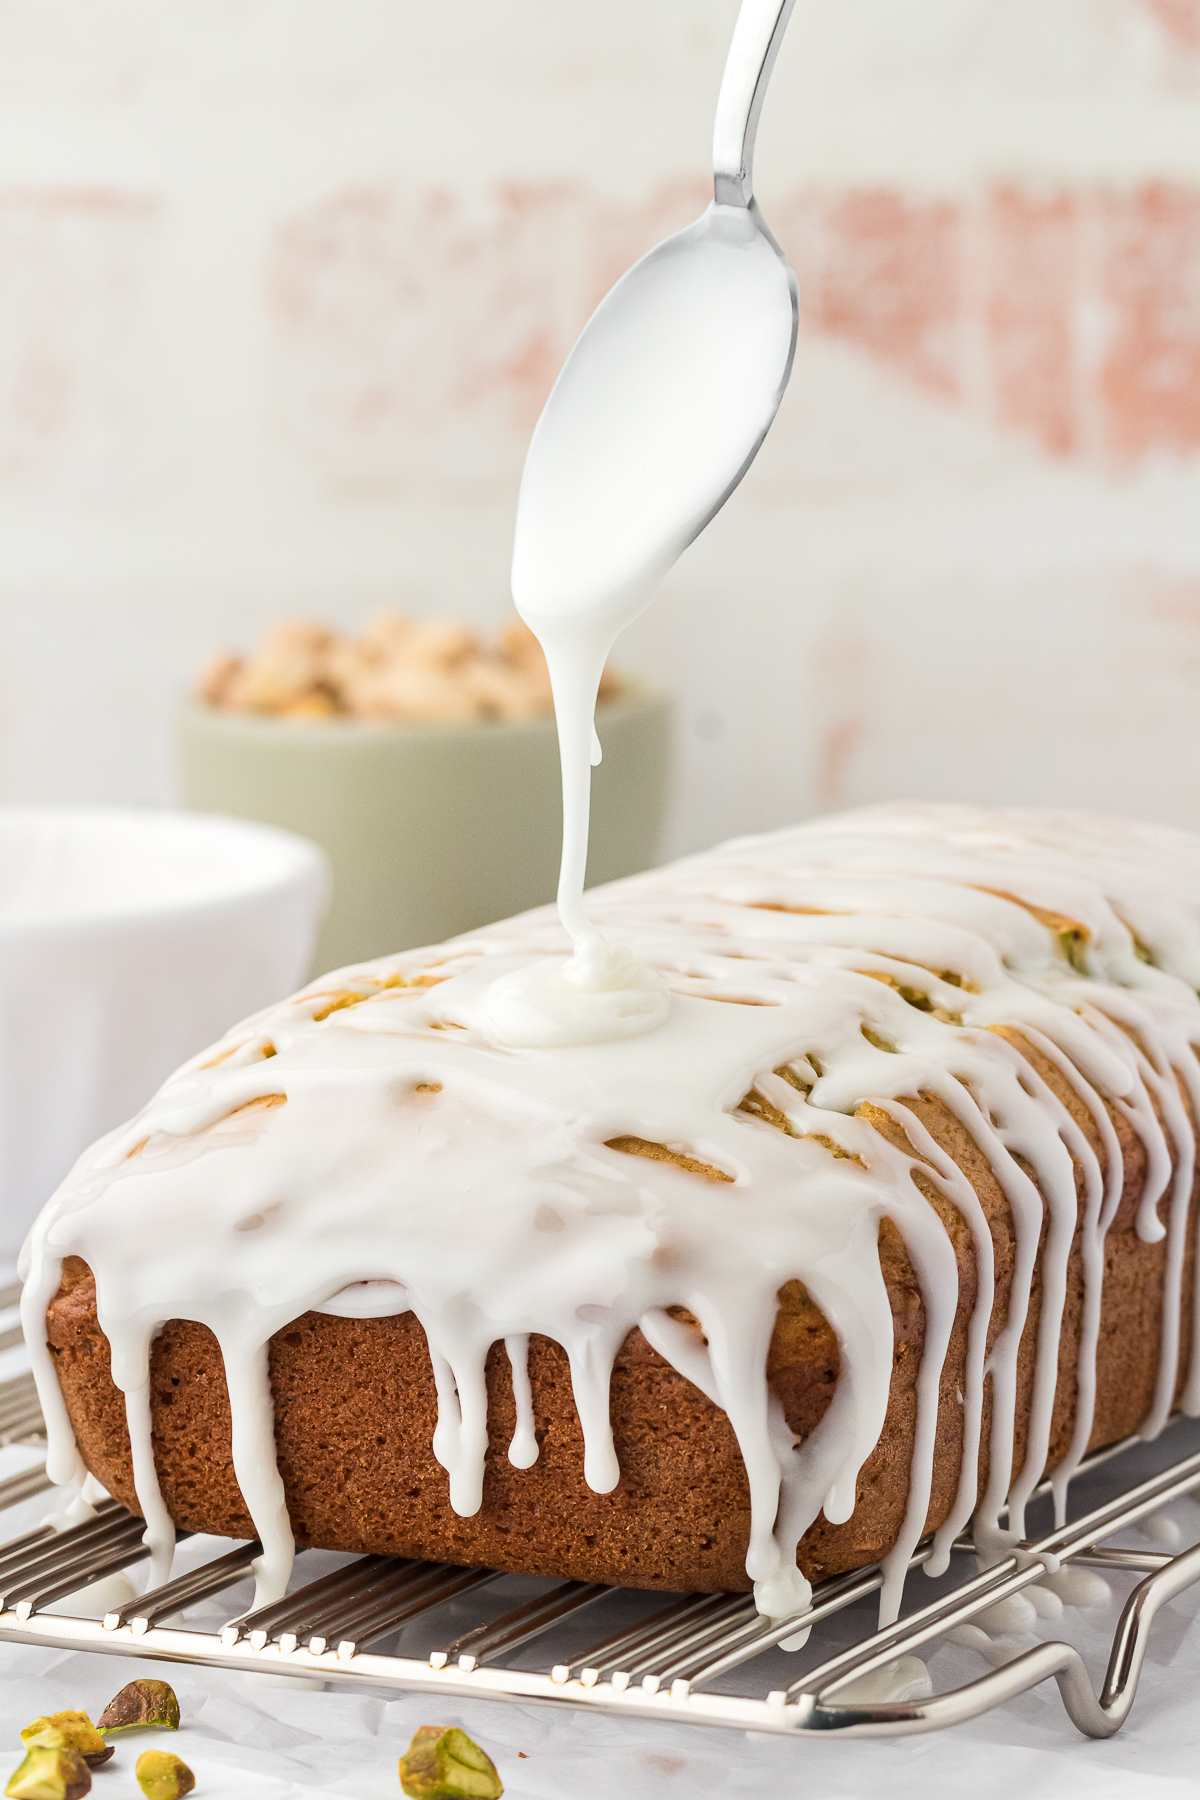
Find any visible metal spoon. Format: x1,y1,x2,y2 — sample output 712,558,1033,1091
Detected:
508,0,800,967
511,0,800,639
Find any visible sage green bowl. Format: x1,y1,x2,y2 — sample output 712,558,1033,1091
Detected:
178,684,672,975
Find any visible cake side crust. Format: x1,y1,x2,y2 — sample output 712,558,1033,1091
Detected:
45,1058,1193,1594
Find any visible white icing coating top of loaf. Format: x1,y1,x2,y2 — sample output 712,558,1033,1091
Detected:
21,802,1200,1624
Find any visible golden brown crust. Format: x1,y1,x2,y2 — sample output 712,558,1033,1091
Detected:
45,1061,1197,1593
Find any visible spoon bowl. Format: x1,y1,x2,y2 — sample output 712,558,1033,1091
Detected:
513,0,800,643
505,0,799,996
511,199,797,637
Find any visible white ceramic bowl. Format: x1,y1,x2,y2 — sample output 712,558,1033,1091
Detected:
0,806,328,1262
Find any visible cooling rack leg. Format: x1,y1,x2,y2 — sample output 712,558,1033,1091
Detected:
800,1539,1200,1740
791,1642,1110,1739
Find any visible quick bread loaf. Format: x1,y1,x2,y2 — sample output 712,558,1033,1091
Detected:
24,805,1200,1624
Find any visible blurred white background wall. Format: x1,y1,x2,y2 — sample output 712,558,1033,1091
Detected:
0,0,1197,858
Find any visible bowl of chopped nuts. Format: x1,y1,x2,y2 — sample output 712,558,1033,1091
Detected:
179,614,671,973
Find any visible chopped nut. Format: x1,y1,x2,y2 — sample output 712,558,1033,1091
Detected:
596,659,622,701
20,1716,111,1769
497,618,540,664
134,1752,194,1800
349,658,481,724
401,618,479,668
461,659,550,721
360,613,414,656
277,690,340,722
196,651,242,708
196,613,620,724
398,1726,502,1799
221,617,338,716
96,1680,180,1736
5,1745,91,1800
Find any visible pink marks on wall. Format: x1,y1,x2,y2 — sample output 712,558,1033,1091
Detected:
266,171,1200,488
1098,184,1200,459
803,567,1200,823
1104,569,1200,817
266,177,712,490
810,626,883,812
984,188,1078,456
1140,0,1200,53
0,188,160,490
807,192,962,397
268,183,577,486
775,181,1200,464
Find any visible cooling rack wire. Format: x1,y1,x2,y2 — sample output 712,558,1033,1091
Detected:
2,1282,1198,1742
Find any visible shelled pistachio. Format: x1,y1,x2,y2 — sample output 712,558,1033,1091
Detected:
5,1743,91,1800
96,1682,180,1736
398,1726,502,1799
134,1751,194,1800
20,1715,111,1769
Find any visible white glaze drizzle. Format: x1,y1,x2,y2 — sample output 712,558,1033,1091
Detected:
1040,1564,1112,1609
1143,1512,1185,1550
827,1654,933,1704
1012,1023,1123,1526
504,1336,539,1470
124,1381,176,1590
19,802,1200,1621
502,199,794,1048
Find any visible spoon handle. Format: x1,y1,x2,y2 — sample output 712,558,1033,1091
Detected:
712,0,797,207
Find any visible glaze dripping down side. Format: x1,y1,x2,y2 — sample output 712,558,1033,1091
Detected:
21,802,1200,1620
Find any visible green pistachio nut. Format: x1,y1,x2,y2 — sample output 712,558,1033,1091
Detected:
96,1681,181,1736
398,1726,503,1800
134,1751,195,1800
20,1714,112,1768
5,1744,91,1800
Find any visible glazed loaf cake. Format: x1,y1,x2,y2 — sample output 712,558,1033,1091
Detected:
25,804,1200,1623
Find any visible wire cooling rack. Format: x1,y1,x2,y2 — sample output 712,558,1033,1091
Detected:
1,1287,1198,1742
